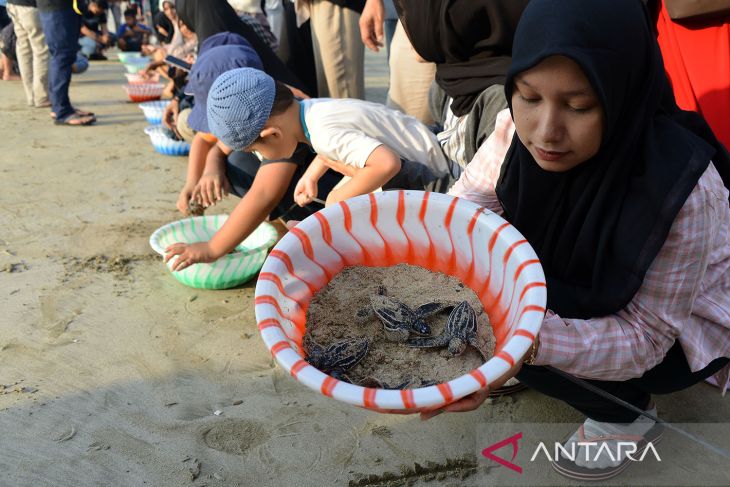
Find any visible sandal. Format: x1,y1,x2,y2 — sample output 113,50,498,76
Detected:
551,422,664,481
50,108,96,119
54,112,96,126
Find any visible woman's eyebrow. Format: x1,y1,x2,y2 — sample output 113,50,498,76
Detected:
516,77,591,97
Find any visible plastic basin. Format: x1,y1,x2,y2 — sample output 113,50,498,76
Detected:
123,82,164,103
150,216,278,290
117,51,143,63
143,125,190,156
139,100,171,125
254,191,546,412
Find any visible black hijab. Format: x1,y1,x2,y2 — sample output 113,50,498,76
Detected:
176,0,307,93
395,0,528,117
495,0,730,319
154,11,174,44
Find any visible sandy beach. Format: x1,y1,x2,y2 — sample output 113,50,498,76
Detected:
1,50,729,487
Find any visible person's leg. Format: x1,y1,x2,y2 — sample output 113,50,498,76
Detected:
383,159,461,195
78,35,97,58
517,341,730,422
0,6,10,29
278,0,317,96
1,52,20,80
384,18,397,60
7,4,34,104
175,108,196,143
25,7,49,107
39,8,80,121
265,0,284,43
386,22,437,125
309,0,364,99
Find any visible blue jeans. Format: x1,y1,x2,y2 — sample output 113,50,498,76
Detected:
39,8,80,121
78,36,97,57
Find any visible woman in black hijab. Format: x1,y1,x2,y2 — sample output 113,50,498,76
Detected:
429,0,730,480
394,0,529,167
176,0,313,95
153,2,176,44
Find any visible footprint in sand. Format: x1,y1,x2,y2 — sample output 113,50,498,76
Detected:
201,419,269,456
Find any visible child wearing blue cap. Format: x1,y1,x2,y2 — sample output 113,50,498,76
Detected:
165,66,459,271
166,44,341,271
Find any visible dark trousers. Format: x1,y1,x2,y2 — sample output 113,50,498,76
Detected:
39,8,80,121
384,159,462,194
226,151,341,222
517,342,729,423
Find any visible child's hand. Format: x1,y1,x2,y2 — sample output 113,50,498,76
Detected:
163,98,181,137
294,176,318,207
176,185,196,215
164,242,218,271
194,171,231,208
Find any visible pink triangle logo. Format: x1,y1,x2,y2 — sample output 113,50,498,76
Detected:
481,432,523,474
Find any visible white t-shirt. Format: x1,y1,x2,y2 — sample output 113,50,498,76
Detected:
301,98,452,176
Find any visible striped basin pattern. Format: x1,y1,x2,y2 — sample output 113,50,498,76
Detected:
149,216,278,290
139,100,171,125
254,190,546,412
144,126,191,156
117,52,144,63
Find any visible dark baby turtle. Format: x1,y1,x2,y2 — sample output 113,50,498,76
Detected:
406,301,478,355
355,286,454,342
303,336,370,380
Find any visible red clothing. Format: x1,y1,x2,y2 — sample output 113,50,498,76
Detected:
655,2,730,150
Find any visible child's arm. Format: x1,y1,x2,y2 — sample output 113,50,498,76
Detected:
193,144,232,208
176,133,215,214
325,145,400,205
165,162,299,271
293,155,329,206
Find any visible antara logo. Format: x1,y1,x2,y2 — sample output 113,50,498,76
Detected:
481,432,661,474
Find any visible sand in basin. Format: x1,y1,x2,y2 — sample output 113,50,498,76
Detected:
304,264,496,387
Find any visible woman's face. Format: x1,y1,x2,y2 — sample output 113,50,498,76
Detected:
178,19,193,39
511,55,604,172
163,2,177,21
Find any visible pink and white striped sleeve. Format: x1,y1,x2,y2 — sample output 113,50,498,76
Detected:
534,177,719,380
448,109,515,215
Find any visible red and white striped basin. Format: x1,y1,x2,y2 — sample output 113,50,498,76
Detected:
254,190,546,412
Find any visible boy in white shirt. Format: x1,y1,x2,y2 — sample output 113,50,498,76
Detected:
165,67,458,271
207,67,459,207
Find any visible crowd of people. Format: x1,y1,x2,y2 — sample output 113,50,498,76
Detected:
2,0,728,481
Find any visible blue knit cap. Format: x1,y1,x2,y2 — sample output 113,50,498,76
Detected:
207,67,276,151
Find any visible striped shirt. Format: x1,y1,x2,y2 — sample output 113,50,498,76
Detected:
449,109,730,390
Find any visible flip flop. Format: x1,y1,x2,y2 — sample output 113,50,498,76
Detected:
551,422,664,481
54,112,96,126
50,108,96,119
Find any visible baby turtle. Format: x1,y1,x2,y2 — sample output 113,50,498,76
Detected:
406,300,478,355
355,286,454,342
303,336,369,380
187,198,205,216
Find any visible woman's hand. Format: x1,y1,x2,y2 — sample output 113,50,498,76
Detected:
419,356,526,420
